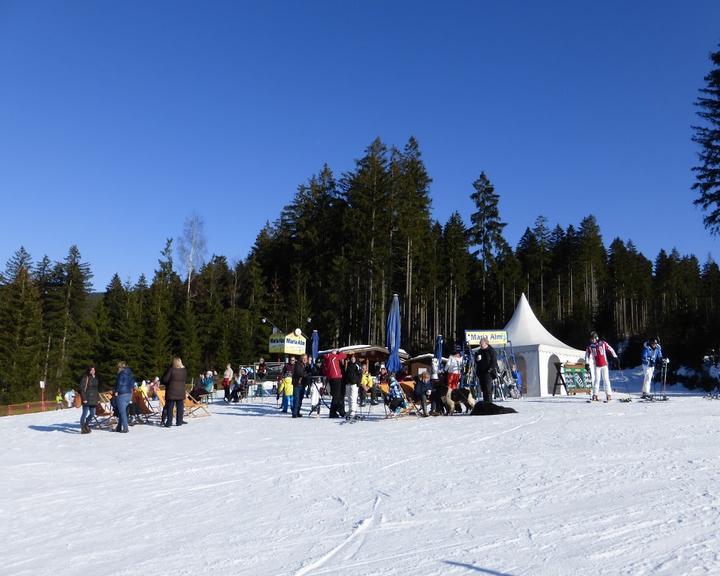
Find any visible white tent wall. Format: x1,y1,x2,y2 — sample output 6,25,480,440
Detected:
503,294,587,397
512,345,586,397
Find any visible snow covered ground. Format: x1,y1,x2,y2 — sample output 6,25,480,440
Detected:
2,368,719,576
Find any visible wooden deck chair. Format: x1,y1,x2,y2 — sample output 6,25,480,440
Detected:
379,382,412,418
184,392,211,417
399,381,426,416
130,389,159,424
91,392,117,429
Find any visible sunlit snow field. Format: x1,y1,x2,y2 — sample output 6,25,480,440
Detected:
2,369,719,576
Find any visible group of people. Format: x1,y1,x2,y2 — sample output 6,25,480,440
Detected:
71,332,663,433
584,331,664,401
270,337,501,420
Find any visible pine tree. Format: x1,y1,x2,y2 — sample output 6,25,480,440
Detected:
342,138,392,345
692,46,720,235
440,212,471,342
0,248,44,403
147,240,178,375
468,172,507,323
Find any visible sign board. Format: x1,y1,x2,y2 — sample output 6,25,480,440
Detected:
39,380,45,389
269,332,306,356
464,330,508,346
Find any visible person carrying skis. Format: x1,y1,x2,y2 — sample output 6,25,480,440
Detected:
641,337,663,399
585,331,619,402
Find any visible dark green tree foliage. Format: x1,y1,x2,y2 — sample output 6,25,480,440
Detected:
3,137,720,400
440,212,472,343
692,47,720,235
468,172,507,324
0,248,44,403
146,239,178,376
342,138,392,345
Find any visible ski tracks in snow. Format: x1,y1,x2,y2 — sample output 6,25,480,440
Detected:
379,412,545,472
294,494,383,576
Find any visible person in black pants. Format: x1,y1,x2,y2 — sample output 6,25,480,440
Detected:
475,337,497,403
162,357,187,427
292,354,309,418
324,350,346,418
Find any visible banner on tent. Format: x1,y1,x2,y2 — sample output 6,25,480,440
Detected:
465,330,508,346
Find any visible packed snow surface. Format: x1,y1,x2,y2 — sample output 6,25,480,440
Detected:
2,370,719,576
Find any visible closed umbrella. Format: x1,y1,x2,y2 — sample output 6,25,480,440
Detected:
311,330,319,365
434,334,444,367
386,294,402,374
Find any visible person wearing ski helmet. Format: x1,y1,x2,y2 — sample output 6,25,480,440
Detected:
585,331,619,402
641,337,663,399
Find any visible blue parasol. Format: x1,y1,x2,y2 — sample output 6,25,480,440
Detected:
386,294,402,374
311,330,319,365
434,334,444,368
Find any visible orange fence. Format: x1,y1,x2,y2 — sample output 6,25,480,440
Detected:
0,401,69,417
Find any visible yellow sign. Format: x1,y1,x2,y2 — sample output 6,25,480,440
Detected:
269,332,306,356
464,330,508,346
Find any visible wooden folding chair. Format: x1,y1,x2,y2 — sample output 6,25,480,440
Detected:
184,392,211,417
400,381,427,416
130,389,160,424
381,382,412,418
91,392,117,429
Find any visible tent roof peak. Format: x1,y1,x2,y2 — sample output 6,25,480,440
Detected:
503,294,577,349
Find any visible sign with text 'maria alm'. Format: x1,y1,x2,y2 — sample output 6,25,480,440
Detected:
269,332,306,356
464,330,508,346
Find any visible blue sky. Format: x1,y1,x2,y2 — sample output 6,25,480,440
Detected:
1,0,718,290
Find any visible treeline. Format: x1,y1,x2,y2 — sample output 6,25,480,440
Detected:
2,137,719,403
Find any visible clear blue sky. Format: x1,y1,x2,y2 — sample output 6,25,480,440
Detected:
1,0,718,290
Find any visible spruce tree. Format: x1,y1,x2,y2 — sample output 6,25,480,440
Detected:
468,172,507,323
0,248,44,403
692,46,720,235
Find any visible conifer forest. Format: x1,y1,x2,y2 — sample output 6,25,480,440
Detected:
2,136,719,404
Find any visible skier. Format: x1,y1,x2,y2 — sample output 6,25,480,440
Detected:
641,338,663,399
585,331,619,402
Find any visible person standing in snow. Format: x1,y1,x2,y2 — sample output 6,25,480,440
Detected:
292,354,309,418
640,338,663,399
344,354,362,419
78,366,99,434
585,332,619,402
113,361,135,433
222,363,233,402
324,349,347,418
445,346,463,390
278,358,295,414
475,337,498,404
162,357,187,427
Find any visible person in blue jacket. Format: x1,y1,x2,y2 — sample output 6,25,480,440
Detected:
641,338,663,398
113,361,135,433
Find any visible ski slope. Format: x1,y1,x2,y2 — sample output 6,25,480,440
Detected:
1,369,718,576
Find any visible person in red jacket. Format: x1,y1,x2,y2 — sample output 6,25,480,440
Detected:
585,331,619,402
324,349,346,418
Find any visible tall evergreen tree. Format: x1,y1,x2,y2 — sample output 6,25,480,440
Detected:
342,138,392,345
0,248,44,403
468,172,507,323
692,46,720,235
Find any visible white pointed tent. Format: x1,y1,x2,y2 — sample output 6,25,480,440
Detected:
503,294,586,396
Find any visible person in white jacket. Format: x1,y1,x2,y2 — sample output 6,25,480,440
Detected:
444,347,463,390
